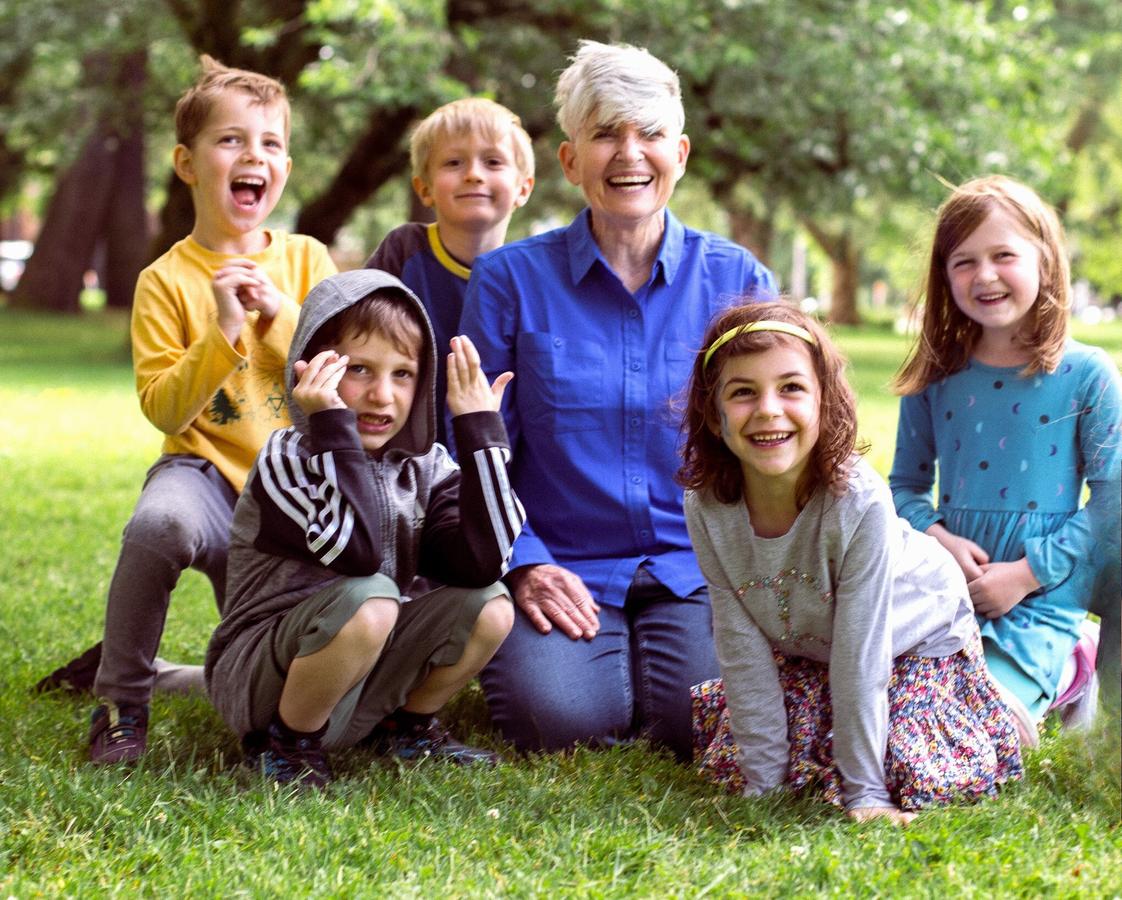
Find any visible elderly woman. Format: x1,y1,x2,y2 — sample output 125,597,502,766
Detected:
460,40,776,760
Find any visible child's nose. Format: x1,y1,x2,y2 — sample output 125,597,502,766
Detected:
367,377,394,404
756,390,782,417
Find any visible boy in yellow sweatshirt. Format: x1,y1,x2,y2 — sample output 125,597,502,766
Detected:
39,56,336,764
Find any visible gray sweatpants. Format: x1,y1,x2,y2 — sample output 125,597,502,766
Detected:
94,455,236,706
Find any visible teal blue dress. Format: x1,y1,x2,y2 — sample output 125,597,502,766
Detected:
890,341,1121,714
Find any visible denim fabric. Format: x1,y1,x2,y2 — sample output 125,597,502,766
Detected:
95,455,236,705
480,567,718,761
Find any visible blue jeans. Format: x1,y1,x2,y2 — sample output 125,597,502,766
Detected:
480,567,718,761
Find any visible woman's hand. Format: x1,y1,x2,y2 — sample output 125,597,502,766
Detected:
846,806,916,826
291,350,349,416
507,564,600,640
446,334,513,416
925,522,989,581
968,558,1040,619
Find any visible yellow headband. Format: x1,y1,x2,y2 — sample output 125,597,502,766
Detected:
703,320,817,369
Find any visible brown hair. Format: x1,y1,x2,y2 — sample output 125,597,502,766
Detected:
894,175,1070,395
410,97,535,183
174,55,290,147
677,302,864,507
303,290,425,376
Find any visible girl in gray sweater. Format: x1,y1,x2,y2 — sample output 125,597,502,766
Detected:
678,303,1021,824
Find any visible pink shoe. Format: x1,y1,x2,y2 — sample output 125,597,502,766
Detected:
1050,619,1100,729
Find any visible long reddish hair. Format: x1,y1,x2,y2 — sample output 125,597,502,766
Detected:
895,175,1070,395
677,302,864,507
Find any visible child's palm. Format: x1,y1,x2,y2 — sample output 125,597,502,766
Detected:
446,334,512,415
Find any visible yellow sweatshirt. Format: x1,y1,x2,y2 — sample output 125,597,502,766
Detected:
131,231,336,492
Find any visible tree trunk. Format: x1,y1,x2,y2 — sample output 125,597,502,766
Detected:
295,105,418,245
9,128,117,312
802,218,861,325
150,173,195,262
726,203,773,269
10,50,147,313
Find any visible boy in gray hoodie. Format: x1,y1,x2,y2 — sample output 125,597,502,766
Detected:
206,269,522,786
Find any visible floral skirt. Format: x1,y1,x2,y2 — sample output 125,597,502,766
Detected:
692,630,1023,810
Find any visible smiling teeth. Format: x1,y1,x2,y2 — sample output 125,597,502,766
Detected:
233,176,265,186
751,432,791,443
608,175,651,185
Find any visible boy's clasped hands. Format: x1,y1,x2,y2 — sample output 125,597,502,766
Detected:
212,258,286,346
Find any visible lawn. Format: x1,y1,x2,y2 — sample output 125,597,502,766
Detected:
0,308,1119,897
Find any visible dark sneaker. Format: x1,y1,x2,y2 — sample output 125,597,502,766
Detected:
367,715,501,766
89,701,148,764
247,722,332,789
34,642,103,695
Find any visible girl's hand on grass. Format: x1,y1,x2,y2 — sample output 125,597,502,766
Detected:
446,334,512,416
968,558,1039,620
925,523,989,581
292,350,349,416
846,806,916,826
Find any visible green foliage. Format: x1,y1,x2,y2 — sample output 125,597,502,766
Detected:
1,309,1120,895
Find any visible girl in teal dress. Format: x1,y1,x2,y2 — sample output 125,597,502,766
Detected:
891,175,1121,744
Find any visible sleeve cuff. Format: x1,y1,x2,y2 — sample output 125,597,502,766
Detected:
307,408,364,452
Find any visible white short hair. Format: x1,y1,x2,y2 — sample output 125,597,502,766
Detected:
555,40,685,140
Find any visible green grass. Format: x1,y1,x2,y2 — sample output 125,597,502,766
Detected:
1,308,1119,897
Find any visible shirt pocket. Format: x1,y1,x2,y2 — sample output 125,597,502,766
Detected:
517,332,606,434
661,340,696,425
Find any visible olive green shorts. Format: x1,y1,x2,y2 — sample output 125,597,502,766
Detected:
248,573,509,748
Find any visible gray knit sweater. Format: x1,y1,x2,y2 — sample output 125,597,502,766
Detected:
684,459,976,809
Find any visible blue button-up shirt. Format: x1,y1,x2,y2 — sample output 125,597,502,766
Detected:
460,208,777,607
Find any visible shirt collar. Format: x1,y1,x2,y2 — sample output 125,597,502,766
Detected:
566,208,686,287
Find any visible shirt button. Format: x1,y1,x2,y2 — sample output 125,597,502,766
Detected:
628,309,639,319
631,476,641,484
631,362,641,371
640,530,650,538
553,338,562,347
631,417,640,427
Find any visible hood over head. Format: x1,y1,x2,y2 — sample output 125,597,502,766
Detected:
286,268,438,456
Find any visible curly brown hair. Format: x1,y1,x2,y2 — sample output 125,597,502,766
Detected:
677,302,864,507
894,175,1070,395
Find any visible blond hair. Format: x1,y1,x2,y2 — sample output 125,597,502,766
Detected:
410,97,534,183
174,55,289,147
895,175,1071,394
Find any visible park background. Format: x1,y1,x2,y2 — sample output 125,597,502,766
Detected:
1,0,1120,896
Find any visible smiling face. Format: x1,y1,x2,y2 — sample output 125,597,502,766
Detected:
946,207,1042,348
713,342,822,498
173,90,291,253
414,128,533,240
334,328,421,456
557,118,688,234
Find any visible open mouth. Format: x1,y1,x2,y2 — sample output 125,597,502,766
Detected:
607,174,653,190
231,176,266,208
749,431,792,447
358,414,394,432
975,291,1008,306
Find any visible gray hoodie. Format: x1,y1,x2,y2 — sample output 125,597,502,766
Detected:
205,269,523,738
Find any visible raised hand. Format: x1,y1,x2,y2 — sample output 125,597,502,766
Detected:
291,350,350,416
446,334,513,416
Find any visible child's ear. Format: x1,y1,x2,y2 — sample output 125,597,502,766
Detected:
513,175,535,209
172,143,196,186
412,176,435,209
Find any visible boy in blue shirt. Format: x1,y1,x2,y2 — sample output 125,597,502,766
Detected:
366,98,534,446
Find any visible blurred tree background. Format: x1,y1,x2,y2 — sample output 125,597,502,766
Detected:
1,0,1120,322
